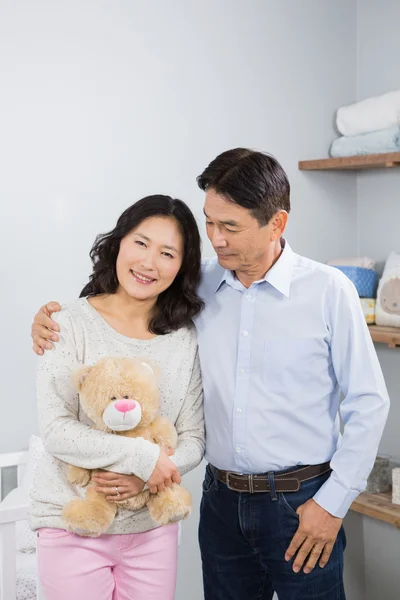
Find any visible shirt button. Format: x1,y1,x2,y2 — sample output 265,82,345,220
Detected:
240,369,245,375
243,330,248,337
236,447,241,453
247,293,252,300
237,408,242,413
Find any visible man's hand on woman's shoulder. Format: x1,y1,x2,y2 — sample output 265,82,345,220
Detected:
32,301,62,354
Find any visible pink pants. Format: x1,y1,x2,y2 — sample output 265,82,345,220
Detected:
36,523,178,600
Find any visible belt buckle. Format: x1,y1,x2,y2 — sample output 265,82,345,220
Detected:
225,472,236,491
226,472,254,493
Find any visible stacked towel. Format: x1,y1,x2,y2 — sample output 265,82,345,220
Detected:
331,89,400,158
360,298,376,325
337,90,400,137
330,125,400,158
327,256,376,270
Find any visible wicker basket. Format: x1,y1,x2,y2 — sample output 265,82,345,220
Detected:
333,266,377,297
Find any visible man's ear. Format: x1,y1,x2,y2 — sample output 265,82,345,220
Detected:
270,210,289,241
72,365,93,391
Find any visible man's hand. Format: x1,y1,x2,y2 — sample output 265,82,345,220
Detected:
31,301,62,354
147,447,181,494
285,499,342,574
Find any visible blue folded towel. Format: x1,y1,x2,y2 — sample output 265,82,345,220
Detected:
330,124,400,157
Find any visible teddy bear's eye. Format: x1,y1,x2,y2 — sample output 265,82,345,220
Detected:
111,396,117,401
123,395,129,399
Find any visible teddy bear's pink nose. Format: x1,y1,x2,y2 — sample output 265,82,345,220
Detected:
114,399,136,413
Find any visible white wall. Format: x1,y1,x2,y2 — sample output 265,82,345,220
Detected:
0,2,357,598
343,2,400,600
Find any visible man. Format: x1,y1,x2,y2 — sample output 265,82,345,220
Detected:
31,148,389,599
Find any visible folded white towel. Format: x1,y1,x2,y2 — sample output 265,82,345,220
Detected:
327,256,376,270
330,125,400,158
336,90,400,137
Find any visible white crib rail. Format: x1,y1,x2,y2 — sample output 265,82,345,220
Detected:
0,451,28,501
0,450,30,600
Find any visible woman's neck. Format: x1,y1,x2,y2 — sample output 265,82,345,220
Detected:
88,291,158,340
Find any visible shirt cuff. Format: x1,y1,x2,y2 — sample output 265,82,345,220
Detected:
312,475,360,518
168,453,180,471
132,441,160,482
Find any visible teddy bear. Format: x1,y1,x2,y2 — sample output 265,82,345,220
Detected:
61,356,191,537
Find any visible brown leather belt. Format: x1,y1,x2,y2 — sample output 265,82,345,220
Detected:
209,462,331,493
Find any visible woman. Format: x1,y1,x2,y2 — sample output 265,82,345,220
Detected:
30,195,205,600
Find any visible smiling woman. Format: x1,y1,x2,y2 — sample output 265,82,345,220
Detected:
28,194,205,600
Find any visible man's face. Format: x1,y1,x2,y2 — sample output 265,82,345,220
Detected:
204,188,278,274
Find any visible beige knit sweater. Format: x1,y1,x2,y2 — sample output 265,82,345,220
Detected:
29,298,204,534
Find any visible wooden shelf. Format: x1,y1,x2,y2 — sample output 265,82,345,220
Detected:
369,325,400,348
350,491,400,529
298,152,400,171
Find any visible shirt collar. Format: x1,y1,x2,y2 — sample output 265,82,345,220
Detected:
214,238,294,298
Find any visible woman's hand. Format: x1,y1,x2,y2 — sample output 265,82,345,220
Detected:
92,470,145,501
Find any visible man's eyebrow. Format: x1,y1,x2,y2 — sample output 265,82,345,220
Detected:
220,219,239,227
203,209,239,227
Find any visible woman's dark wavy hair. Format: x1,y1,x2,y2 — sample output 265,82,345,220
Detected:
79,195,204,335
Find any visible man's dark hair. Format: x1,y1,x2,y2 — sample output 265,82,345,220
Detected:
80,195,204,334
197,148,290,226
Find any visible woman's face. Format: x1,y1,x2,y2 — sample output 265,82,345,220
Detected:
116,216,184,302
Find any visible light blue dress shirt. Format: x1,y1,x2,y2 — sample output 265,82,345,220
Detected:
195,240,390,518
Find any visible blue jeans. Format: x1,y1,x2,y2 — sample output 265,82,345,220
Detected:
199,464,346,600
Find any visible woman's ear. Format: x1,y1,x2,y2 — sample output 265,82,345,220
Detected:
72,364,93,391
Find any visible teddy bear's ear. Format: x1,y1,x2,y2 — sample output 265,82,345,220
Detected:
140,361,154,375
72,364,93,391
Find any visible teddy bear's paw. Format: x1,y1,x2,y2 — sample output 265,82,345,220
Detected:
67,466,91,487
114,490,150,511
147,485,192,526
62,498,116,537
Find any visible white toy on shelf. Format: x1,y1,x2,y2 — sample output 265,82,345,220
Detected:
375,251,400,327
